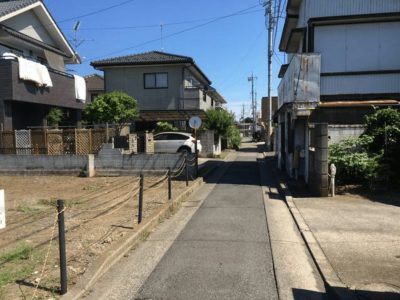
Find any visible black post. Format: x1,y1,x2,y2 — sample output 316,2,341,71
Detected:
138,174,144,224
57,200,67,295
185,153,189,187
168,167,172,200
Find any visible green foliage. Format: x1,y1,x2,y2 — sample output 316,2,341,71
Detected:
155,121,177,133
203,109,233,137
204,109,241,149
83,91,139,134
46,107,63,126
227,125,241,150
329,108,400,188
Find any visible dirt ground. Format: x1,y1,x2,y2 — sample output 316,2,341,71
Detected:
0,174,190,299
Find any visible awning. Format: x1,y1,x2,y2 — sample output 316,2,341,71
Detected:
137,110,207,122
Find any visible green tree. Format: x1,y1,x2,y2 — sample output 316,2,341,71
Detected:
203,109,241,149
84,91,139,135
203,109,233,137
46,107,63,127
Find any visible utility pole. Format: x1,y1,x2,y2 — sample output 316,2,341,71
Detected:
263,0,274,150
248,73,257,136
241,104,245,122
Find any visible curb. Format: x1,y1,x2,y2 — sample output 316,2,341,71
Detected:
64,177,204,300
269,153,358,300
63,154,230,300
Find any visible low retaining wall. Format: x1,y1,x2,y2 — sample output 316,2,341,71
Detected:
0,155,88,175
0,146,191,176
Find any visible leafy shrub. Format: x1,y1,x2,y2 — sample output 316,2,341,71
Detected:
155,121,177,132
329,136,381,186
227,125,241,150
46,107,63,126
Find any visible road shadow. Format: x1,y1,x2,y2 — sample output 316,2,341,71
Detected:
336,185,400,208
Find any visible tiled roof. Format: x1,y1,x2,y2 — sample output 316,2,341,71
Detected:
0,0,40,18
91,51,194,67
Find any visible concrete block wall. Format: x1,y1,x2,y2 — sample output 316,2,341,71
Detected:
0,154,88,175
328,125,365,145
199,130,221,157
308,124,329,197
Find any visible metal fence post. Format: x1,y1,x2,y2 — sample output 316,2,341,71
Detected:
57,200,67,295
168,168,172,200
138,174,144,223
185,154,189,187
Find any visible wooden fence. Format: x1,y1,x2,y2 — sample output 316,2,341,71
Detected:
0,128,115,155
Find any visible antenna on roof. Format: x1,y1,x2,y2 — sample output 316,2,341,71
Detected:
160,23,164,52
71,20,93,49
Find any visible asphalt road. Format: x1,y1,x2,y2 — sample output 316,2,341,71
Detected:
134,143,278,300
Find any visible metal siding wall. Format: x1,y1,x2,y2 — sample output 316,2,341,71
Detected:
315,22,400,73
299,0,400,26
321,74,400,95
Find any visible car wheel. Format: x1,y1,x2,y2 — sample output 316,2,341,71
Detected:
178,147,191,155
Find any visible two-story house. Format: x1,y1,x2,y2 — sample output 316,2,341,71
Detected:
276,0,400,183
91,51,225,130
0,0,86,130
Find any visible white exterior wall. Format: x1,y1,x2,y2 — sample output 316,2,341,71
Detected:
328,125,365,145
321,73,400,96
298,0,400,27
315,22,400,73
3,10,56,46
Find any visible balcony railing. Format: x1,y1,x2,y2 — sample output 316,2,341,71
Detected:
278,53,321,112
0,57,84,109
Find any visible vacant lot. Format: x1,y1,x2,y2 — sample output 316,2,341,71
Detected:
0,174,189,299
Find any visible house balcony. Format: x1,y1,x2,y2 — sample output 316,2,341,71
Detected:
0,57,84,110
180,87,202,110
278,53,321,117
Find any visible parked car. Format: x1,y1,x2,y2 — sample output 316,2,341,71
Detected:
153,132,202,154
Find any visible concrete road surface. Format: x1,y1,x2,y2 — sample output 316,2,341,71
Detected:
133,143,278,300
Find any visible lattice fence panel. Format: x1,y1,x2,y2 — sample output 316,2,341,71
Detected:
15,130,32,155
31,130,47,154
63,129,76,155
0,131,15,154
91,129,106,154
46,130,63,155
75,129,91,155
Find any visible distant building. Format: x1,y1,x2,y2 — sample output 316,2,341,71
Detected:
91,51,226,130
85,74,104,103
261,96,278,142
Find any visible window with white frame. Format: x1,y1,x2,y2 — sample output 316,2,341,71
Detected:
144,72,168,89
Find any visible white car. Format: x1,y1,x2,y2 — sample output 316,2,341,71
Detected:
153,132,202,154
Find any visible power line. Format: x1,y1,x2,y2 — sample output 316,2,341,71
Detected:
57,0,138,24
87,4,261,61
61,9,264,31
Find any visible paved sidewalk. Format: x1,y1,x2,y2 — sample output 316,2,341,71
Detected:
293,194,400,299
134,143,278,299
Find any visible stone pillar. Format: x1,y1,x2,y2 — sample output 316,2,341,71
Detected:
128,133,138,153
144,131,154,153
86,154,95,177
313,123,328,197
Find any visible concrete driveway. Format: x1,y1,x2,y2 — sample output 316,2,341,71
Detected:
293,194,400,299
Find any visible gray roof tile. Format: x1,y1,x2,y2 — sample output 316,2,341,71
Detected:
0,0,40,18
91,51,194,67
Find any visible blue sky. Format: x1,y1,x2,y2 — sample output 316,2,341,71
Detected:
45,0,286,119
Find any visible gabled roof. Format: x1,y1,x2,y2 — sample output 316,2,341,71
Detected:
91,51,211,85
0,0,79,63
0,0,39,18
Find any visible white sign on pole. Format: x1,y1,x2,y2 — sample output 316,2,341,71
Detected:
0,190,5,229
189,116,202,130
